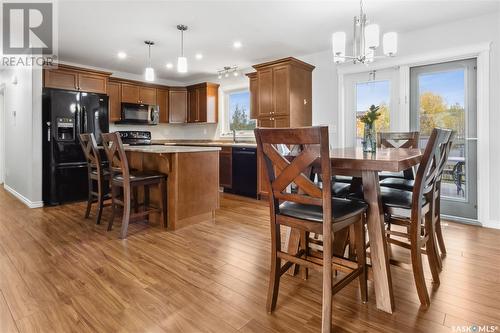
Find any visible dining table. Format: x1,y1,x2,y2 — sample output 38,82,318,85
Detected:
285,147,422,314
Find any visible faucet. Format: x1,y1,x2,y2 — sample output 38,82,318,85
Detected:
232,129,238,143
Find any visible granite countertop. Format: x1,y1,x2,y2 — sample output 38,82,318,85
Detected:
152,140,257,148
123,145,221,154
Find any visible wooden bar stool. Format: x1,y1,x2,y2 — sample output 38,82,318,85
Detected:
379,128,452,306
79,133,110,225
101,132,167,239
255,126,368,333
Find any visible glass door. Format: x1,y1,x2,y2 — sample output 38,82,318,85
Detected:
344,69,399,147
410,59,477,220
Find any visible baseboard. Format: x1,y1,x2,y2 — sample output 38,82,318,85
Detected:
3,184,44,208
441,214,481,226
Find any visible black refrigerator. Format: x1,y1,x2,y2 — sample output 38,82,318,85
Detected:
42,88,109,205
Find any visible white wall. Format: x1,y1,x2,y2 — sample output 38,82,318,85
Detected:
0,66,43,207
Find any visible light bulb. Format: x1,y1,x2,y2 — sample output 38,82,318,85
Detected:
332,31,346,63
166,62,173,69
383,32,398,56
225,72,229,78
218,74,222,79
233,71,239,77
145,67,155,81
177,56,187,73
365,24,380,49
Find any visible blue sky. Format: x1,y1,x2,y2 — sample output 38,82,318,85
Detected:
356,69,465,112
229,91,250,117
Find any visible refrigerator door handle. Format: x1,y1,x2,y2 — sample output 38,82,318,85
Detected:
46,122,51,142
82,106,87,133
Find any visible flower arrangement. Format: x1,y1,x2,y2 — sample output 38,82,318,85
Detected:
360,104,380,152
360,104,381,126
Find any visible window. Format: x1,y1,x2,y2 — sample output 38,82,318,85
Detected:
223,90,256,136
355,80,391,146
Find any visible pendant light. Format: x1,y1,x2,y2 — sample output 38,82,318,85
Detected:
144,41,155,82
177,25,188,73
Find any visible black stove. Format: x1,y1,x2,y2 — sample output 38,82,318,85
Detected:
118,131,152,145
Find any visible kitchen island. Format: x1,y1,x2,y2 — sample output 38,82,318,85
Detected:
123,145,221,230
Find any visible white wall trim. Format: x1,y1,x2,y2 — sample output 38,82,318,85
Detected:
3,184,44,208
337,42,492,227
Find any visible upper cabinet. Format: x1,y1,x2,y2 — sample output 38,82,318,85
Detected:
186,83,219,123
169,88,188,123
247,57,314,127
121,84,157,105
108,81,121,122
43,65,111,94
157,88,169,123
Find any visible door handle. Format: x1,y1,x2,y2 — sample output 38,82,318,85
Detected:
465,137,478,141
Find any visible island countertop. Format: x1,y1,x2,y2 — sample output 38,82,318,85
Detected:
123,145,221,154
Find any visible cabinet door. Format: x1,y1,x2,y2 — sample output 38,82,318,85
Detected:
108,81,121,122
187,89,199,122
139,86,157,105
197,87,208,123
249,76,258,119
219,147,232,189
78,73,107,94
44,69,78,90
169,90,187,123
157,89,169,123
274,116,290,128
121,84,140,104
258,68,273,118
273,65,289,115
257,117,274,128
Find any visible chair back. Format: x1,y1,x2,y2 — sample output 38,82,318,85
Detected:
79,133,101,167
101,132,130,180
412,128,453,219
254,126,332,229
377,131,420,149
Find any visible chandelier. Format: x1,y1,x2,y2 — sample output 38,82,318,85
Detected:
217,66,239,79
332,0,397,64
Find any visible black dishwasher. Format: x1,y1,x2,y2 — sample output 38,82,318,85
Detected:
232,147,257,198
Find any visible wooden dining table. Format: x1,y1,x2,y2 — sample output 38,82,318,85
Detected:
286,147,422,314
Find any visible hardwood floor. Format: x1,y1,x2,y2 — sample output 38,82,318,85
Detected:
0,187,499,332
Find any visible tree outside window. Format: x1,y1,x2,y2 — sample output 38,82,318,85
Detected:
228,91,256,132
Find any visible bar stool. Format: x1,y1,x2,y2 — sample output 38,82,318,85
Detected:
255,126,368,333
79,133,110,225
101,132,167,239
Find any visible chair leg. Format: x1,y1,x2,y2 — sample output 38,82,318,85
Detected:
425,212,441,285
120,186,131,239
107,185,117,231
95,178,104,225
159,180,167,228
435,216,447,257
133,187,139,214
266,223,281,313
144,185,150,223
354,217,368,303
85,178,93,219
321,229,333,333
299,231,309,280
410,223,430,306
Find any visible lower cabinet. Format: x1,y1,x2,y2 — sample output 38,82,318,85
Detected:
219,147,232,189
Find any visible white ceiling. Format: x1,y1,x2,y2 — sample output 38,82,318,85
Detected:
57,0,499,83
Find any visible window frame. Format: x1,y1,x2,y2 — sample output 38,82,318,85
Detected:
220,87,256,138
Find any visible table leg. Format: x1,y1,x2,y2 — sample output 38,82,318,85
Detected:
362,170,395,313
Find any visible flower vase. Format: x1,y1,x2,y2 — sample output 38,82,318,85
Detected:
362,123,376,153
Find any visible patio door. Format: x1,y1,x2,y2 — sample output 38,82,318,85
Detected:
410,59,478,221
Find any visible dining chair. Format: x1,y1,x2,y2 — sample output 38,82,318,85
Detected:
379,128,452,306
79,133,110,225
377,131,420,180
254,126,368,333
101,132,168,239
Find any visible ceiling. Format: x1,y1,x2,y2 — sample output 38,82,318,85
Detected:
57,0,499,83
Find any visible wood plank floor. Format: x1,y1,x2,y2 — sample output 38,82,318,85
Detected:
0,187,499,333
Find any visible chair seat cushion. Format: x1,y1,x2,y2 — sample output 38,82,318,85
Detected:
379,171,405,180
380,177,415,191
348,187,426,210
334,175,353,183
279,197,367,224
91,169,110,176
315,182,351,198
113,171,166,182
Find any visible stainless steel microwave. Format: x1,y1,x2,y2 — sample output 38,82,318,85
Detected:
116,103,159,125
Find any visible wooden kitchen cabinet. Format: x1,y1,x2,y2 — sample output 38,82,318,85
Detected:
43,64,111,94
157,88,169,123
108,81,121,122
169,88,188,123
248,57,315,198
121,84,156,104
186,82,219,123
219,146,232,189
